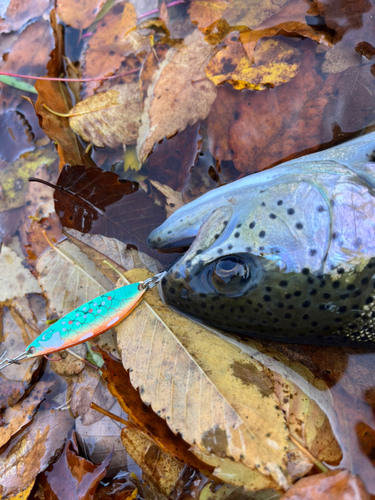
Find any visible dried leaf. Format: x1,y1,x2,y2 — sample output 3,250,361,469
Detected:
137,29,217,162
280,469,371,500
0,406,74,497
81,2,137,97
36,239,113,317
116,269,291,488
149,180,184,217
51,343,87,377
54,164,169,264
0,245,41,301
121,426,185,496
206,36,301,90
0,146,56,212
321,46,361,74
56,0,106,30
34,431,113,499
69,83,142,148
26,212,65,271
0,0,50,33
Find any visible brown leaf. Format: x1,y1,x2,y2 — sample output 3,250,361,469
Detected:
228,41,340,173
34,11,94,170
69,83,142,148
0,405,74,497
121,426,185,496
149,180,184,217
99,349,214,475
137,29,217,162
0,0,50,33
205,36,301,90
81,2,137,97
56,0,106,30
0,245,41,301
34,431,113,500
280,469,371,500
116,269,291,488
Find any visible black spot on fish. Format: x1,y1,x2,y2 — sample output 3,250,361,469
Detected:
249,221,256,229
302,301,311,308
196,249,202,255
259,246,264,251
217,248,223,254
175,271,181,279
366,296,374,304
266,286,272,292
277,200,283,205
307,277,314,284
263,295,271,302
294,291,301,297
287,208,295,215
332,232,338,239
169,287,176,294
347,284,355,291
310,289,317,295
287,305,294,310
223,221,228,225
339,293,349,300
200,302,207,308
323,292,331,299
296,222,303,230
303,314,309,320
261,202,266,207
228,244,233,250
279,281,288,287
277,302,284,308
285,293,292,299
311,321,318,327
269,213,277,219
214,234,220,239
332,280,340,289
285,313,291,319
259,231,266,238
219,304,225,310
361,277,369,285
310,249,317,256
338,268,345,274
302,268,309,275
168,230,172,234
234,232,240,238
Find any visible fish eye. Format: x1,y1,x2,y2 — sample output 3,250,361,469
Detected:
211,256,250,294
27,346,36,355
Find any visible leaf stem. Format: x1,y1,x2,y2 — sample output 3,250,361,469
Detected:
289,434,328,473
90,402,129,425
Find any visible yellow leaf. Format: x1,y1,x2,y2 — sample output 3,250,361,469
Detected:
0,479,35,500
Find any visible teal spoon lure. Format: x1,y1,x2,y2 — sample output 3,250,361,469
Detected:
0,270,166,371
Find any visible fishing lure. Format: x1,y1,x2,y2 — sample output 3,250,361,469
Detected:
0,268,167,371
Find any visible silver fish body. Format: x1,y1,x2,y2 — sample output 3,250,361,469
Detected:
148,133,375,346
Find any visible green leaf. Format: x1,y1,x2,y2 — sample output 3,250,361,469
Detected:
0,75,37,94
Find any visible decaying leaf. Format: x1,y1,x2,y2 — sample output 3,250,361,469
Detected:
137,29,217,162
150,180,184,217
51,343,87,377
206,36,301,90
26,211,65,270
0,146,56,212
36,239,113,317
116,269,291,488
81,2,137,97
279,469,371,500
0,406,74,497
69,83,142,148
121,425,185,496
56,0,106,30
34,431,113,499
0,0,50,33
0,245,41,301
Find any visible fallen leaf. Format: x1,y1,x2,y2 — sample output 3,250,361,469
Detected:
0,405,74,497
0,380,53,448
205,36,301,90
146,122,203,192
81,2,137,97
321,45,361,74
137,29,217,162
53,164,169,263
64,229,163,277
51,343,87,377
279,469,371,500
0,146,56,212
116,269,291,488
69,83,142,148
34,10,94,170
199,482,281,500
228,41,340,173
0,245,41,301
0,0,50,33
188,0,288,31
0,110,36,163
34,431,113,499
99,349,214,475
121,425,185,496
56,0,106,30
0,480,36,500
36,239,113,317
149,180,184,217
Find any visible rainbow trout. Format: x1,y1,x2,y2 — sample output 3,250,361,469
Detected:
148,133,375,346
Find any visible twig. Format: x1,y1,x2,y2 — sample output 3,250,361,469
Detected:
289,434,328,473
90,402,129,426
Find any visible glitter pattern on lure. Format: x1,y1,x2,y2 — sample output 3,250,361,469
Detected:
0,273,164,370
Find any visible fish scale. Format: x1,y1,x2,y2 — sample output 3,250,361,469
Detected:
148,132,375,346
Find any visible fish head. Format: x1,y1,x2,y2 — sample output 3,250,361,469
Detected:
148,166,375,345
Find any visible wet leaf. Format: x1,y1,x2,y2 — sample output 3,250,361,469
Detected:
26,212,65,271
51,343,87,377
121,425,185,496
0,146,56,212
99,349,213,475
81,2,137,97
199,482,281,500
0,480,36,500
228,42,340,173
0,75,37,93
0,245,41,301
279,469,371,500
69,83,142,148
56,0,106,30
149,180,184,217
34,11,94,170
0,405,74,497
206,36,301,90
116,269,291,488
0,380,53,448
36,239,113,317
137,29,217,162
0,0,50,33
34,431,113,500
54,164,168,263
188,0,288,31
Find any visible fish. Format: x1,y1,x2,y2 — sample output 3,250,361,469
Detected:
148,132,375,346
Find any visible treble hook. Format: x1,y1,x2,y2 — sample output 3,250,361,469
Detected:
0,350,29,371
